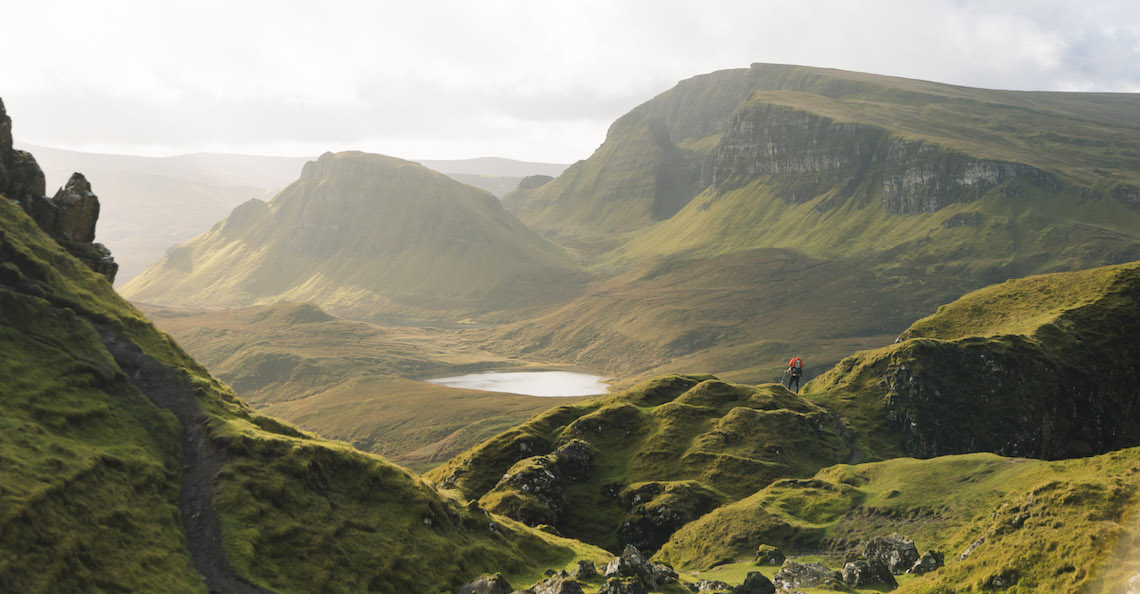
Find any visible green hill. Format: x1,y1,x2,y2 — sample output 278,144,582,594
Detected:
804,262,1140,462
426,374,851,554
655,449,1140,591
120,151,589,321
1,143,605,592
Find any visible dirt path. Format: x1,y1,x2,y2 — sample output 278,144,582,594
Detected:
101,328,272,594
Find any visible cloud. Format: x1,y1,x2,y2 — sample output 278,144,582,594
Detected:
3,0,1139,161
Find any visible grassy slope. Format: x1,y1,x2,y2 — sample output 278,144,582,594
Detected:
140,302,588,471
0,195,608,592
486,247,944,384
490,68,1140,385
121,151,589,322
805,262,1140,462
656,449,1140,593
427,374,850,553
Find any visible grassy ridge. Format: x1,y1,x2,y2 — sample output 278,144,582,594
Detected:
428,375,850,553
805,262,1140,461
655,450,1140,592
1,195,609,592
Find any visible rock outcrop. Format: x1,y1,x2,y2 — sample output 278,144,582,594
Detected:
602,545,676,591
772,561,845,591
458,573,515,594
532,574,585,594
862,534,920,575
732,572,776,594
907,549,945,575
480,439,595,527
0,99,117,282
618,481,726,553
704,102,1058,214
842,558,897,588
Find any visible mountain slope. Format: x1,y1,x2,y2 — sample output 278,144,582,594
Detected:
121,151,589,321
805,262,1140,462
488,63,1140,382
1,141,605,592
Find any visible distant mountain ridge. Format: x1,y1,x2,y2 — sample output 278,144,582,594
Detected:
120,151,587,320
19,143,568,284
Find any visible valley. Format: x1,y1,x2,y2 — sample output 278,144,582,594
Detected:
4,60,1140,593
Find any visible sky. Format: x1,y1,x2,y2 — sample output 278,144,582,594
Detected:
3,0,1140,163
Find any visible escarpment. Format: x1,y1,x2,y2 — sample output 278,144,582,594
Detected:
703,101,1059,214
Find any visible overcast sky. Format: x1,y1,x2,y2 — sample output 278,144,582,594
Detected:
3,0,1139,163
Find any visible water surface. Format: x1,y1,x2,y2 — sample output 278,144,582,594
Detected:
425,370,608,397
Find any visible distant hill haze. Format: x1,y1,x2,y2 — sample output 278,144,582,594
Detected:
19,143,567,285
120,151,587,320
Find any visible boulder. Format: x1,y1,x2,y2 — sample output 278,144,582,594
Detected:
693,579,730,592
754,545,786,566
862,534,920,574
603,545,669,590
733,572,776,594
842,558,897,589
772,561,845,590
907,549,945,575
457,573,514,594
532,575,585,594
597,577,647,594
571,560,597,580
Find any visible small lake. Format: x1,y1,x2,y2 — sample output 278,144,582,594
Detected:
424,371,608,397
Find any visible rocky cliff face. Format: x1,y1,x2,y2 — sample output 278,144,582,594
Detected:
0,98,117,282
808,263,1140,461
703,102,1060,214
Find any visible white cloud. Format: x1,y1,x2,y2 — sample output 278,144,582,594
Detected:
2,0,1138,161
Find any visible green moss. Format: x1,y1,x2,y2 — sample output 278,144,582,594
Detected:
429,375,849,553
656,449,1140,592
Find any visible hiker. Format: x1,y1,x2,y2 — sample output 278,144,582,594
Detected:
785,356,804,393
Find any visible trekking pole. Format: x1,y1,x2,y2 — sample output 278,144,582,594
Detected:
782,368,790,388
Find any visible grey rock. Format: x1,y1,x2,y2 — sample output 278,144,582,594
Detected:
694,579,730,592
842,558,897,588
571,560,596,580
457,573,514,594
597,577,647,594
532,575,584,594
49,173,100,243
907,549,944,575
862,534,921,574
553,439,594,482
733,571,776,594
772,561,844,590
